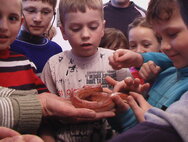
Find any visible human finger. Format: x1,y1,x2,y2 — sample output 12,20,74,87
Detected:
0,135,44,142
21,135,44,142
105,76,118,86
108,55,121,70
140,83,150,93
112,80,126,92
149,63,161,75
127,96,145,122
111,93,130,112
0,127,20,139
129,92,152,111
139,62,151,80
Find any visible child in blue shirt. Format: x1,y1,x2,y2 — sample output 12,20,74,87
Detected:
11,0,62,76
107,0,188,142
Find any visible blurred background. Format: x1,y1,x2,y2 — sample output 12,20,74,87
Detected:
53,0,150,50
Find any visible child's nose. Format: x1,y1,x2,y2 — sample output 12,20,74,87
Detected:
136,45,145,53
81,28,90,39
33,13,42,22
0,19,8,32
161,40,171,51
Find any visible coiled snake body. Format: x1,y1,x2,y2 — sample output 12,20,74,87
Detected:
71,85,128,112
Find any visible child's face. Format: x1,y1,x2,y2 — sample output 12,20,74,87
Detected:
22,0,54,36
128,26,160,53
153,9,188,68
0,0,22,50
61,8,105,57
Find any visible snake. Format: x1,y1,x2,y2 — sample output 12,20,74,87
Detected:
71,85,129,112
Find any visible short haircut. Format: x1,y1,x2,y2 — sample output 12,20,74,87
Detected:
22,0,57,10
100,28,129,50
128,17,161,43
178,0,188,25
59,0,104,26
146,0,179,25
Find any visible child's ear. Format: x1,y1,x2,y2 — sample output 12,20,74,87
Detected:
21,16,24,26
101,20,106,37
60,24,68,40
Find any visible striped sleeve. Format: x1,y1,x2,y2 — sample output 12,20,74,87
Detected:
0,97,14,128
0,87,42,134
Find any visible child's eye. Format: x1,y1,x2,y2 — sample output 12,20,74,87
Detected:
90,25,98,30
89,23,99,30
71,27,81,32
41,10,52,15
167,31,178,38
24,8,36,14
129,45,137,49
9,15,19,22
129,42,137,49
143,42,151,48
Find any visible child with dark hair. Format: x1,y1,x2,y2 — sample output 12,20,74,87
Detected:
128,17,161,53
107,0,188,142
128,17,162,83
100,27,129,50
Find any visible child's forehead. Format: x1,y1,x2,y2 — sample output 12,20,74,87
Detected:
0,0,22,13
64,8,103,22
22,0,54,9
22,0,54,7
22,0,55,5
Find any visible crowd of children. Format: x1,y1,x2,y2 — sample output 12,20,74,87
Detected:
1,0,188,142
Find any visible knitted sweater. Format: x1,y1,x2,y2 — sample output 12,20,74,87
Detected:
109,91,188,142
11,31,62,76
108,52,188,133
104,1,146,37
0,49,48,93
0,86,42,134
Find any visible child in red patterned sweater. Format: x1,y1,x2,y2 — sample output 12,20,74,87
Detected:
0,0,48,93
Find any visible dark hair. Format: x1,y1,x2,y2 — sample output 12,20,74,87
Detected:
147,0,178,25
22,0,57,10
100,28,129,50
178,0,188,25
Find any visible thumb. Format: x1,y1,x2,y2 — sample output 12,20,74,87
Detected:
0,127,20,139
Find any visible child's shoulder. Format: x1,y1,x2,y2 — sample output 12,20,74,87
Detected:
48,50,70,61
46,40,62,50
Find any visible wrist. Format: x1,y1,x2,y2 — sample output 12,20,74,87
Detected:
36,94,47,117
136,54,144,68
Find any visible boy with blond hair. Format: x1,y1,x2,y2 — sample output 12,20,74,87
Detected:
41,0,132,141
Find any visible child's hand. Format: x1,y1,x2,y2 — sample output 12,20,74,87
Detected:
139,61,161,82
128,92,153,122
122,77,150,94
0,127,44,142
108,49,143,70
105,76,150,94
